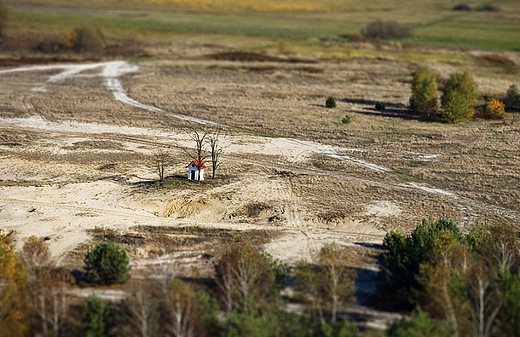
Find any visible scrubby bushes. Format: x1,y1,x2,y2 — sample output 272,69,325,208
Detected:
361,20,414,40
62,27,106,53
342,114,351,124
441,72,476,123
505,84,520,111
326,96,337,108
485,98,505,119
410,67,439,119
83,242,131,286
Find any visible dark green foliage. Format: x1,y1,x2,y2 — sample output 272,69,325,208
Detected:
361,20,414,40
388,307,452,337
195,291,223,336
82,295,114,337
0,5,7,38
378,219,461,308
342,115,351,124
326,96,336,108
263,252,290,292
314,320,360,337
441,72,476,123
495,270,520,337
410,67,439,119
505,84,520,110
375,102,385,111
83,242,131,286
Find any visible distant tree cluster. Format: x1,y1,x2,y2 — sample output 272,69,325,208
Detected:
361,20,414,40
0,5,7,39
410,67,477,123
62,27,106,54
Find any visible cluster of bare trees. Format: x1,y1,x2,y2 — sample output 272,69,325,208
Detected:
153,125,224,183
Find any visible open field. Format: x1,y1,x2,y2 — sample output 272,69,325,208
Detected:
3,0,520,51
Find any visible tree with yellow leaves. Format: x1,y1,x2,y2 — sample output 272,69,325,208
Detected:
0,234,31,337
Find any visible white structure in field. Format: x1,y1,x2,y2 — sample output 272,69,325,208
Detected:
187,160,206,181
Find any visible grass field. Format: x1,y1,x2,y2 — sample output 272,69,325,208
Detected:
4,0,520,51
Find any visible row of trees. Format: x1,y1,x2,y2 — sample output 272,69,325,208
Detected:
378,218,520,337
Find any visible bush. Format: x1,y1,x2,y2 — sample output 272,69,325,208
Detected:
62,27,106,53
375,102,385,111
388,307,452,337
342,114,351,124
326,96,336,108
452,4,472,11
505,84,520,111
410,67,439,119
361,20,414,40
83,242,131,286
441,72,476,123
485,98,505,119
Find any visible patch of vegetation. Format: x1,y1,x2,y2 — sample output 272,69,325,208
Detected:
441,72,476,123
505,84,520,111
83,242,131,286
0,5,7,39
62,27,106,54
485,98,505,119
161,176,190,189
375,101,385,111
326,96,336,108
341,114,351,124
361,20,414,40
409,67,439,120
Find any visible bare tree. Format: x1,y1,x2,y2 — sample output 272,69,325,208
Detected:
31,270,73,337
165,279,198,337
153,147,171,182
127,288,159,337
19,236,55,272
180,125,209,182
468,266,503,337
207,131,223,179
295,243,355,323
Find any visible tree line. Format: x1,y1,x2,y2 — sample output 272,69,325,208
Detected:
1,217,518,336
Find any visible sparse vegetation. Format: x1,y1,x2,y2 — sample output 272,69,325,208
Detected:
441,72,476,123
505,84,520,111
361,20,414,40
83,242,131,286
326,96,336,108
62,27,106,53
342,114,351,124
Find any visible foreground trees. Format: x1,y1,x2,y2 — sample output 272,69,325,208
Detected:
378,219,520,337
410,67,439,119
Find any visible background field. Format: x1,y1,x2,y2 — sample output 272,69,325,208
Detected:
3,0,520,52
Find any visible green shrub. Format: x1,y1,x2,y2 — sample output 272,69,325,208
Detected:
441,72,476,123
342,114,351,124
388,307,452,337
375,102,385,111
82,295,114,337
505,84,520,111
326,96,336,108
63,27,106,53
83,242,131,286
362,20,414,40
410,67,439,119
378,219,461,308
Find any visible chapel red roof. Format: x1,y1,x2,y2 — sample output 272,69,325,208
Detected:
191,159,207,169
